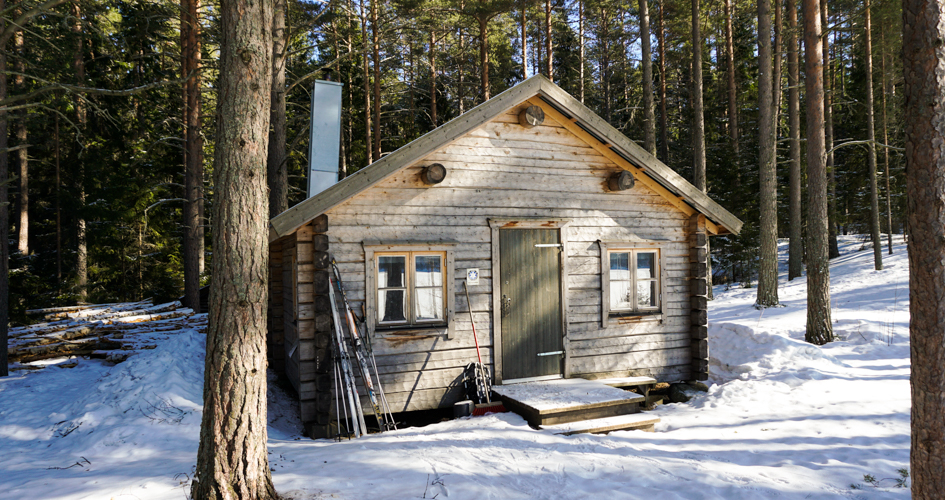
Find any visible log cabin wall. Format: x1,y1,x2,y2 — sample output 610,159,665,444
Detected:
320,104,694,416
280,232,299,392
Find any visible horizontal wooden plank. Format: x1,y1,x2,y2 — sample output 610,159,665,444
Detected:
569,347,692,375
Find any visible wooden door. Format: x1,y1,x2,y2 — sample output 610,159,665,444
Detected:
499,229,563,381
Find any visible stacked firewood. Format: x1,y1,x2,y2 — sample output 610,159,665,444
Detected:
8,300,207,365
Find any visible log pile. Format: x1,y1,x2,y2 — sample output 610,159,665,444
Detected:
8,300,207,365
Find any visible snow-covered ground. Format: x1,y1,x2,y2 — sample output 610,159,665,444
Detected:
0,235,912,499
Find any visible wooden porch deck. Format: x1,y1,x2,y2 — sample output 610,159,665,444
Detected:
492,377,660,433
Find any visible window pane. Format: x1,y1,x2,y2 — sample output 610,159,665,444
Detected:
610,252,630,281
637,280,657,308
415,287,444,321
414,255,443,287
611,280,632,310
637,252,656,280
378,289,407,323
378,256,406,288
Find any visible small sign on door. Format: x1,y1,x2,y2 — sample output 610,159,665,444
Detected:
466,268,480,285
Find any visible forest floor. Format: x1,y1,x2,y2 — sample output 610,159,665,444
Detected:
0,235,912,499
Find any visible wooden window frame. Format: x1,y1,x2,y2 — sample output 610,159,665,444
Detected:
364,242,456,340
599,241,668,327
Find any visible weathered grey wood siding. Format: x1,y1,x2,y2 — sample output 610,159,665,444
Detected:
322,105,693,414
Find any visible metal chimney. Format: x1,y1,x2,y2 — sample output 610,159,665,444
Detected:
307,80,344,198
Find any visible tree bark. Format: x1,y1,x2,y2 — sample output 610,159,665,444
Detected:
360,0,372,165
772,0,782,130
371,0,381,159
657,0,668,162
579,0,584,102
802,0,832,344
190,0,276,493
880,23,893,254
182,0,204,312
267,0,287,219
903,0,945,491
640,0,655,156
691,0,705,191
724,0,738,156
430,30,437,126
787,0,803,280
73,2,87,300
865,0,883,270
824,1,840,259
479,16,490,101
14,31,27,256
0,0,8,377
544,0,552,80
55,114,62,286
521,7,527,79
757,0,779,306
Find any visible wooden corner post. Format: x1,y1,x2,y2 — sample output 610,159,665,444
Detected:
689,214,710,381
300,214,333,439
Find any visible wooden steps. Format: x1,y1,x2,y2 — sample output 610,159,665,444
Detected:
492,378,655,428
542,413,660,435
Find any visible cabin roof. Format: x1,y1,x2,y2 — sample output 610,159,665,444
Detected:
269,75,743,241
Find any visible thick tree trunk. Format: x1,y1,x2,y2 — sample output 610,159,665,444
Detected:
903,0,945,491
824,1,840,259
865,0,883,270
0,0,8,377
55,115,62,285
640,0,655,155
371,0,381,159
190,0,276,493
14,31,27,256
802,0,832,344
182,0,204,312
73,3,87,300
787,0,803,281
691,0,705,191
657,0,668,162
880,26,893,254
724,0,738,156
267,0,287,219
757,0,779,306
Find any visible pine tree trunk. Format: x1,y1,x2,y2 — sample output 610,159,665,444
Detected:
545,0,552,79
724,0,738,156
691,0,705,191
787,0,803,281
824,2,840,259
360,1,372,165
880,26,893,254
430,31,437,126
14,31,27,256
773,0,782,129
657,0,669,162
757,0,779,306
903,0,945,491
267,0,287,218
479,17,490,101
182,0,203,312
371,0,381,159
55,115,62,286
640,0,655,155
73,3,87,300
0,0,8,377
578,0,584,102
521,7,527,79
190,0,276,493
865,0,883,270
802,0,832,344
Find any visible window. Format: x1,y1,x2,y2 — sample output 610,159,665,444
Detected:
608,250,660,313
364,243,456,339
599,242,664,325
376,252,446,327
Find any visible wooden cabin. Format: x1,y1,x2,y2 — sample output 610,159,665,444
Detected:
267,75,743,438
